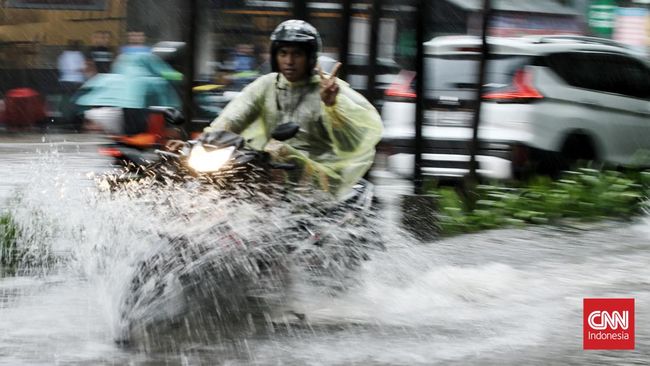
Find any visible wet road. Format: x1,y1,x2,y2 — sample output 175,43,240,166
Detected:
0,133,648,365
0,133,112,203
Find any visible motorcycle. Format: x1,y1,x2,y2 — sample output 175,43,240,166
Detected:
111,122,384,342
95,106,187,167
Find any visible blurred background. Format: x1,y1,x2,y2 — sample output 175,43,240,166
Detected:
0,0,649,194
0,0,646,129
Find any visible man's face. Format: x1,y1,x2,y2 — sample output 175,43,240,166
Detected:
276,45,309,82
128,31,145,45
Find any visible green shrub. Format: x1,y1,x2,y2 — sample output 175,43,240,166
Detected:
431,168,648,236
1,213,20,268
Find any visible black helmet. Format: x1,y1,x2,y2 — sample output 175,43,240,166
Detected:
270,19,322,73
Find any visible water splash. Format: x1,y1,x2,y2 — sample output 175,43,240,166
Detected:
3,148,650,364
5,151,396,345
99,173,392,344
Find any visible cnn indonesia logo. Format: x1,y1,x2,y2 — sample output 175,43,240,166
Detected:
583,298,635,350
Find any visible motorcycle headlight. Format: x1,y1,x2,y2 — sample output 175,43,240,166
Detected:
187,145,235,173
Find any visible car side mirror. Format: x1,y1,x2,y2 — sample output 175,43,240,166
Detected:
271,122,300,141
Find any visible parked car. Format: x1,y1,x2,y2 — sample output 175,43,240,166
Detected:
380,35,650,181
345,53,402,111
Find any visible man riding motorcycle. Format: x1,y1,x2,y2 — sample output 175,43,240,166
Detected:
169,19,383,198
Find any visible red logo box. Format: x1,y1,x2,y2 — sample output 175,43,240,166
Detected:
584,298,635,350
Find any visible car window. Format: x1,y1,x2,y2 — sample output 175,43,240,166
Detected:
546,52,650,100
423,55,532,100
619,58,650,100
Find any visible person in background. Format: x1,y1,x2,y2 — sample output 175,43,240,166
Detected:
120,31,151,55
58,40,87,127
75,47,182,136
58,40,86,93
87,30,114,75
257,49,272,74
169,19,383,198
233,43,257,72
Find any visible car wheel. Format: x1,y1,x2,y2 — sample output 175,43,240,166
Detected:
559,133,598,172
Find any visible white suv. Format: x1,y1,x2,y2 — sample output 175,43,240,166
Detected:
380,35,650,181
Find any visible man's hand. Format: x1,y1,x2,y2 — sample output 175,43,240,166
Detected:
263,138,289,160
318,62,342,107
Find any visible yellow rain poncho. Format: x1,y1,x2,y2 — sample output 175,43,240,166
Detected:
204,72,383,198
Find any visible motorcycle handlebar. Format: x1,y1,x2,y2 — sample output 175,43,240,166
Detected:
269,162,297,170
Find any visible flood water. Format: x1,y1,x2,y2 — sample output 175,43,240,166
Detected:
0,133,648,365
